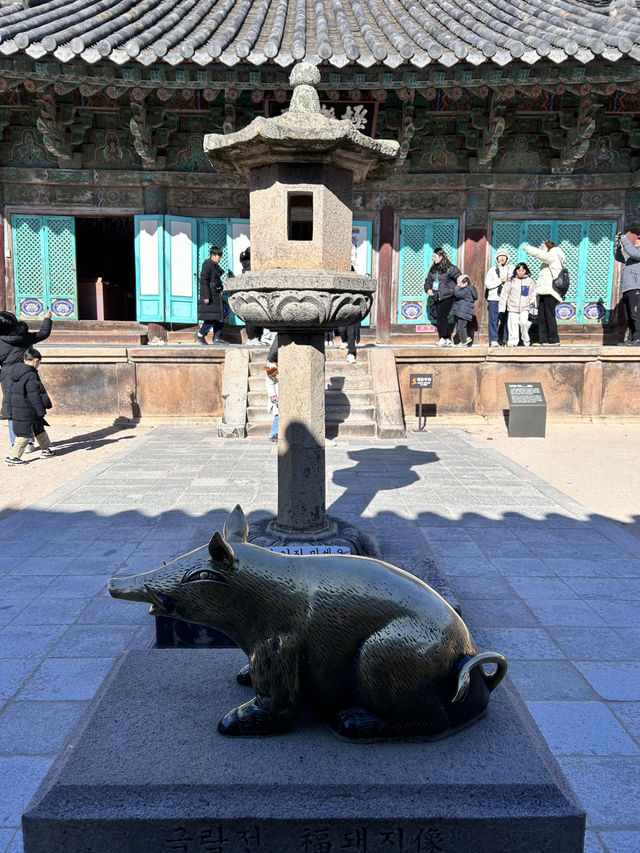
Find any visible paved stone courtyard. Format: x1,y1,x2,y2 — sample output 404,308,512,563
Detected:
1,427,639,853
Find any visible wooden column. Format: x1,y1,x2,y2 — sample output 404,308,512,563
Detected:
464,228,488,343
376,206,394,343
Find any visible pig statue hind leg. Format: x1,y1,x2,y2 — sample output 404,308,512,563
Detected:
333,628,507,741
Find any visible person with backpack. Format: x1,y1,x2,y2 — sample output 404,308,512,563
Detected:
614,227,640,347
523,241,566,346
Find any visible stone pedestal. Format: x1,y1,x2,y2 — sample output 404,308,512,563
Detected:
277,331,326,532
23,649,585,853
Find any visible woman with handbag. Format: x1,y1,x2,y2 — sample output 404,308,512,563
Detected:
523,241,565,346
424,248,462,347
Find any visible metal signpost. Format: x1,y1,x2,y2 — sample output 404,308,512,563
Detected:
410,373,433,431
505,382,547,437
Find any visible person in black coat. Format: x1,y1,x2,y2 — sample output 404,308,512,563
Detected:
423,248,462,347
0,309,52,444
194,246,224,345
240,246,263,346
6,347,54,465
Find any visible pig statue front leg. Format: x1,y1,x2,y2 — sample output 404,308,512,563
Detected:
218,635,301,736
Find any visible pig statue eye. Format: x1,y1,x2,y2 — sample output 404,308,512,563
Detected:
184,569,216,582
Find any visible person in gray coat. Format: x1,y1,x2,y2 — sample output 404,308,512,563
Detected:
614,227,640,346
452,275,478,347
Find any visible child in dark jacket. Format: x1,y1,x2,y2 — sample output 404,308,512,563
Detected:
0,309,52,446
452,275,478,347
6,347,54,466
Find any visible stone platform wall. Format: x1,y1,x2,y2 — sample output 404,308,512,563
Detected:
34,344,640,424
396,348,640,421
37,346,225,423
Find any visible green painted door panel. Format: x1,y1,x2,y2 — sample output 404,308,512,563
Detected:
398,218,458,324
13,214,77,320
490,219,616,324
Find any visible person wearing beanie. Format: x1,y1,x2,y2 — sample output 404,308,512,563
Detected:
484,248,514,346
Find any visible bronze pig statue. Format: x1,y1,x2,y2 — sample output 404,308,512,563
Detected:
108,505,507,740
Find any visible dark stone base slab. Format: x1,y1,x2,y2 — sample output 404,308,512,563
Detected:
23,649,585,853
247,513,375,556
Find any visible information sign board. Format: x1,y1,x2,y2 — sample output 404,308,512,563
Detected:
505,382,547,437
410,373,433,389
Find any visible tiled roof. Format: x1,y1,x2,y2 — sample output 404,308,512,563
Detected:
1,0,639,68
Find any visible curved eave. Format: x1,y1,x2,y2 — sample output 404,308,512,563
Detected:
0,0,639,69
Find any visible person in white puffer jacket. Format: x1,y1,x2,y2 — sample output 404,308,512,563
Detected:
484,248,514,346
498,262,536,347
523,241,565,346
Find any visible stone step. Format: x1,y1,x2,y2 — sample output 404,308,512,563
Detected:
247,389,374,408
325,405,375,422
248,374,372,392
326,421,377,437
247,421,377,438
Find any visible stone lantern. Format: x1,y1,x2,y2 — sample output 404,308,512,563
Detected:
204,63,398,551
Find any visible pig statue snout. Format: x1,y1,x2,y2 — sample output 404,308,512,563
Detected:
109,505,507,740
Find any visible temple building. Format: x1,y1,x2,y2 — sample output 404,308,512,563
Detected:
0,0,639,345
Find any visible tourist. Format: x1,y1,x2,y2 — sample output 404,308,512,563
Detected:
265,335,278,441
194,245,224,345
6,347,55,466
0,308,52,449
240,246,263,346
452,275,478,347
523,241,565,346
337,324,358,363
484,248,513,346
498,262,536,347
424,248,462,347
614,227,640,346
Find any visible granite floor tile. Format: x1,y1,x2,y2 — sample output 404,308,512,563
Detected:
506,660,598,701
472,628,565,661
506,576,577,600
490,557,555,576
549,627,630,661
0,625,67,660
573,662,640,701
11,597,93,626
51,625,138,657
459,599,538,629
18,657,117,701
611,703,640,743
591,600,640,628
0,660,40,702
599,832,640,853
0,700,88,754
527,701,640,756
558,757,640,827
525,599,606,627
0,757,53,825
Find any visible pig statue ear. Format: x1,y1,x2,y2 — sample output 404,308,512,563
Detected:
208,532,236,573
223,505,249,542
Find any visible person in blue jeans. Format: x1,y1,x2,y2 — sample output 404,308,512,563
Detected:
484,249,513,346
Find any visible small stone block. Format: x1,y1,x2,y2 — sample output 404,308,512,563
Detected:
23,649,585,853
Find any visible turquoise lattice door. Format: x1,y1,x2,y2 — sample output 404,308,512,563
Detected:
13,214,77,320
491,219,616,324
398,219,458,324
197,218,237,324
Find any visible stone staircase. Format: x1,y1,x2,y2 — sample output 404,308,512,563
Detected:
246,347,377,438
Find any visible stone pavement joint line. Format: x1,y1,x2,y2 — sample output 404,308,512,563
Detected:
1,426,639,853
